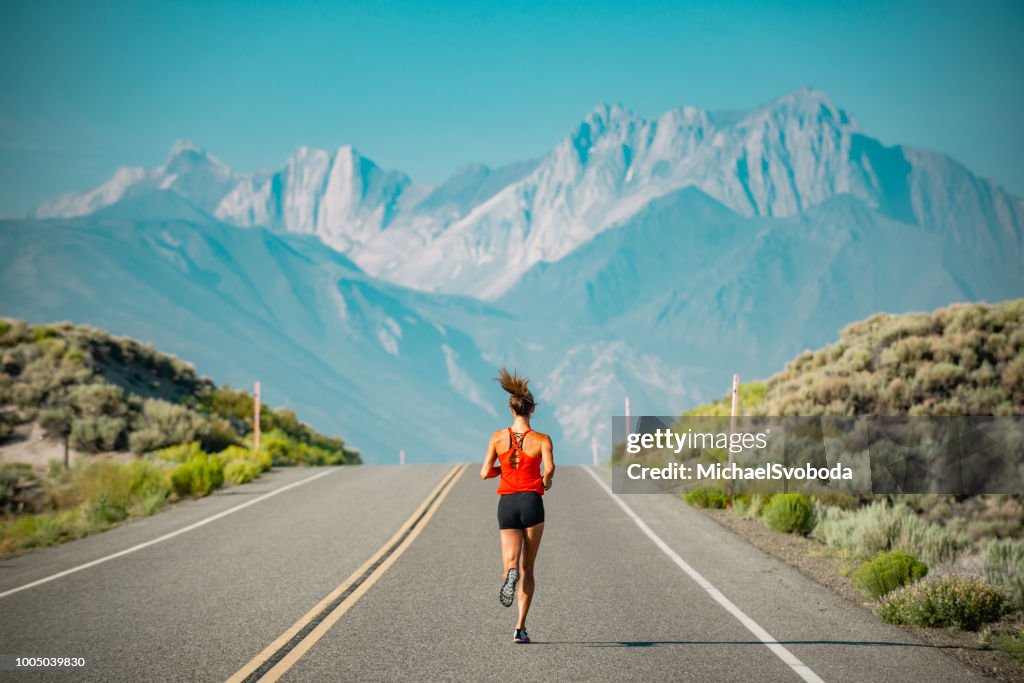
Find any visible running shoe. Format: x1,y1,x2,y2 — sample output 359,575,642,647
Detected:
514,628,531,644
499,567,520,607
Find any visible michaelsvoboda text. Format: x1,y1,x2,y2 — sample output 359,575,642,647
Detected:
623,428,853,481
625,462,854,481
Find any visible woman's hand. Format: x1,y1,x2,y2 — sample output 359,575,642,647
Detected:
542,475,553,491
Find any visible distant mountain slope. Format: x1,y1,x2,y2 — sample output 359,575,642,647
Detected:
0,202,503,462
32,89,1023,300
483,186,1019,450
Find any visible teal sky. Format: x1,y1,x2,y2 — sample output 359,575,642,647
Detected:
1,0,1022,216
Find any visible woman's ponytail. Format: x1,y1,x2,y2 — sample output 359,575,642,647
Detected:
496,368,536,416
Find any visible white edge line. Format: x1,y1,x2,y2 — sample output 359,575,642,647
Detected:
583,466,826,683
0,467,340,600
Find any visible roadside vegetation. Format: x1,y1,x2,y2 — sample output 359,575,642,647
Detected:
0,318,359,556
673,300,1024,675
686,299,1023,418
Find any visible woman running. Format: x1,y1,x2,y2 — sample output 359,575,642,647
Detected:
480,368,554,644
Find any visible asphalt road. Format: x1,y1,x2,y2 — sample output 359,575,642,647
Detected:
0,464,991,682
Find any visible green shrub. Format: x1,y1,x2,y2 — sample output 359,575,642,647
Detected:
128,427,165,455
743,494,774,519
258,428,353,466
62,345,87,367
202,385,254,422
0,463,46,514
89,492,129,524
126,459,169,498
69,416,126,452
985,539,1024,610
219,445,271,473
763,493,816,535
849,502,905,556
170,461,195,498
0,458,174,554
729,494,753,515
152,441,206,463
47,458,66,480
224,459,259,485
683,487,728,509
811,493,860,510
68,383,125,417
0,319,26,346
218,445,251,462
852,551,928,600
138,491,167,516
897,514,966,565
170,455,224,498
260,429,300,465
2,508,89,549
168,463,193,496
10,381,46,408
878,576,1007,630
133,399,208,451
72,460,133,512
38,407,73,440
249,448,272,472
201,415,240,453
30,325,57,342
812,501,965,564
913,360,966,393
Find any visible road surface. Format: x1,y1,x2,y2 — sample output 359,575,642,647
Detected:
0,464,990,682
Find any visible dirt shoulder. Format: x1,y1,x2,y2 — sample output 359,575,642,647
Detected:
701,507,1024,683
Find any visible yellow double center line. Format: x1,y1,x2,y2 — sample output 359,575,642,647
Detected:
227,463,468,683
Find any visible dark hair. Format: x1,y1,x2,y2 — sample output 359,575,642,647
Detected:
496,368,535,416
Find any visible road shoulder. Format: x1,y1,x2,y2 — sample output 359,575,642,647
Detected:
702,506,1024,683
584,466,991,682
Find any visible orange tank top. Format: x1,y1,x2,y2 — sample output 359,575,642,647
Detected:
496,428,545,495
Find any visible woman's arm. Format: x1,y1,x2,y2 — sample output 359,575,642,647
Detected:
541,435,555,490
480,435,501,479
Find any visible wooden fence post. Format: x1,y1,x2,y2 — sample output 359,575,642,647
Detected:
254,381,261,452
728,374,739,499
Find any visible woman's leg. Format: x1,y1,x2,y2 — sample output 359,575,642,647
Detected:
516,522,544,630
499,529,524,576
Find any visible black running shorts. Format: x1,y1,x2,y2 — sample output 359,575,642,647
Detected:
497,491,545,530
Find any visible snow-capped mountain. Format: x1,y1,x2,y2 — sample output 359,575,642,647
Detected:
34,140,242,218
381,89,1022,297
33,88,1023,301
214,145,417,252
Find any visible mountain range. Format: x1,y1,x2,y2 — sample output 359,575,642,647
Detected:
8,88,1023,461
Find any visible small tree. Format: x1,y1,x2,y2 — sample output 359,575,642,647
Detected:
39,407,73,469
